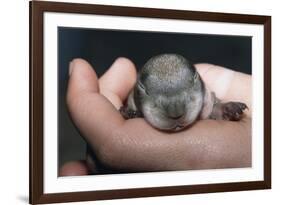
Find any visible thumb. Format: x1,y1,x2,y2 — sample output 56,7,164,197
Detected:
67,58,99,100
66,58,124,151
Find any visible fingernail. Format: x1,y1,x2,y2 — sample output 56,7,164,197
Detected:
69,60,74,76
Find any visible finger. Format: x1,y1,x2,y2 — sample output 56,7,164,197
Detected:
66,59,124,151
195,63,252,116
99,57,137,108
59,160,89,176
195,63,235,100
67,58,99,98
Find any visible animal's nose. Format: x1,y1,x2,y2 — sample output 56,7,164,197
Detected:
166,104,185,120
169,114,184,120
164,98,186,120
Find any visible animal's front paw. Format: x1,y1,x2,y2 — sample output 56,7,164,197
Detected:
119,106,142,119
222,102,248,121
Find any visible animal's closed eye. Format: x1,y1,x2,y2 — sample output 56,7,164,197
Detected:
139,82,145,90
138,83,150,96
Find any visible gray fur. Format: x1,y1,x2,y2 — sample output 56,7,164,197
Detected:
128,54,205,131
121,54,248,131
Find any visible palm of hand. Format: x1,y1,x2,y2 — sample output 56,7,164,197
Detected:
64,57,251,174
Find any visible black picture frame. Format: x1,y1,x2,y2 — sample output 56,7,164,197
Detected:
30,1,271,204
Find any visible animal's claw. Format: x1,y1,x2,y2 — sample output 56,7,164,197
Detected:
222,102,248,121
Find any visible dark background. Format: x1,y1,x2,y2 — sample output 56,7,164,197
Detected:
58,27,252,169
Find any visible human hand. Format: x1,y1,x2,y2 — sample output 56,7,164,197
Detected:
60,58,251,176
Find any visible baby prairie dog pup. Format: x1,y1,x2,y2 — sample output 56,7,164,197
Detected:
120,54,248,131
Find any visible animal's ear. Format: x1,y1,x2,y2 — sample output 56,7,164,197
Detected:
193,72,199,82
191,72,200,87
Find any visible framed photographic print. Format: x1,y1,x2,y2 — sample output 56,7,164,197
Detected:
30,0,271,204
